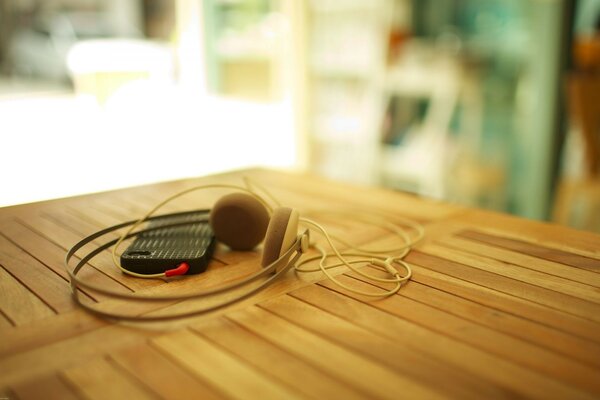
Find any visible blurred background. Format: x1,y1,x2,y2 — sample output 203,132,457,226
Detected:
1,0,599,232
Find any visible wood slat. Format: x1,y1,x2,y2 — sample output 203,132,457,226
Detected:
99,190,182,216
0,233,86,314
0,308,104,358
64,203,127,232
0,218,132,302
109,343,223,400
62,357,158,400
441,235,600,287
321,273,600,394
193,316,367,400
407,250,600,324
119,179,230,215
251,168,464,221
152,329,305,400
17,213,92,252
41,207,121,242
291,283,595,399
422,241,600,304
2,167,600,399
383,273,600,369
42,208,128,251
0,265,54,325
260,294,515,399
68,188,179,227
225,306,445,400
18,213,160,292
459,230,600,272
0,320,160,388
455,209,600,259
409,263,600,344
10,373,80,400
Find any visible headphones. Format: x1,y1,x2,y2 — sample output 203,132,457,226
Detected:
66,181,422,321
210,192,303,269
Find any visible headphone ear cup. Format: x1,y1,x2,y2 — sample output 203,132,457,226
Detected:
261,207,299,268
209,193,270,251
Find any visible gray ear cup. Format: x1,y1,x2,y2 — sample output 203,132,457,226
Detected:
261,207,299,268
209,193,270,251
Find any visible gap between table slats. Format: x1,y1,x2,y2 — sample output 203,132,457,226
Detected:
2,218,132,303
286,282,596,399
408,263,600,344
407,251,600,324
319,273,600,393
422,241,600,304
0,233,91,314
459,230,600,271
441,235,600,288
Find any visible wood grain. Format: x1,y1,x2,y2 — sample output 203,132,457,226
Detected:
408,263,600,344
441,235,600,287
109,343,223,400
292,282,596,399
387,274,600,369
1,168,600,399
0,218,131,301
193,316,368,400
406,250,600,323
0,233,86,313
226,305,445,399
323,273,600,394
421,241,600,304
152,329,305,399
0,320,161,387
260,294,515,399
459,230,600,272
10,373,79,400
19,212,160,292
456,209,600,259
62,357,158,399
0,265,54,325
0,308,104,358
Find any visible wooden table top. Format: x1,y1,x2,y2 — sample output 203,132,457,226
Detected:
1,168,599,400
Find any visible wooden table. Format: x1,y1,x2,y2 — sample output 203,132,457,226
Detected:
1,168,599,399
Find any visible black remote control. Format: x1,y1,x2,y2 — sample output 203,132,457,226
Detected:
120,211,216,275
